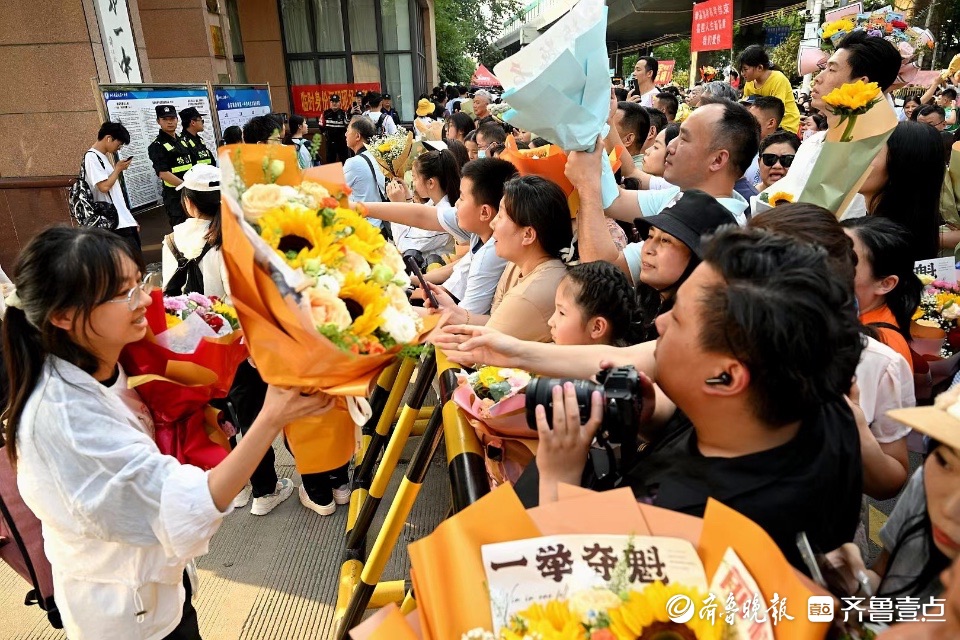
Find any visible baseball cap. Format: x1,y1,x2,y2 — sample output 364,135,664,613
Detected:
633,190,738,259
417,98,435,117
179,106,206,122
330,94,341,101
176,164,221,192
156,104,177,118
888,387,960,452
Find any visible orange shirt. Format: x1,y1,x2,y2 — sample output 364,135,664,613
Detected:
860,305,914,371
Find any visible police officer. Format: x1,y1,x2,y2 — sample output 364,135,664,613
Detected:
321,94,350,164
148,104,194,227
382,93,400,126
178,106,216,167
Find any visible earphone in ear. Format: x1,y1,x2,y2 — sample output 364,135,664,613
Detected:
705,372,732,386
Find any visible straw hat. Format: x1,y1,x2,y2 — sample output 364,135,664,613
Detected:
888,386,960,450
416,98,435,117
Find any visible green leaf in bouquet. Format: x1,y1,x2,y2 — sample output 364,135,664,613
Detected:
488,381,513,402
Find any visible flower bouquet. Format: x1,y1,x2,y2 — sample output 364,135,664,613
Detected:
453,366,534,488
219,144,439,474
699,65,717,82
755,80,896,219
913,276,960,357
367,128,416,180
119,289,248,469
350,485,837,640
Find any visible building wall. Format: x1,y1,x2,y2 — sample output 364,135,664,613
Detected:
235,0,290,114
139,0,232,83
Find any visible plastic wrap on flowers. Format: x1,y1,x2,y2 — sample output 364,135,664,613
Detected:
119,289,248,469
219,144,440,474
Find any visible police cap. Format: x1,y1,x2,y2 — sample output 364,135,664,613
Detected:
156,104,177,118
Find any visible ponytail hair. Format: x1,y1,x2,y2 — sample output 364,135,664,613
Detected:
564,261,642,346
181,187,223,249
2,227,142,463
283,114,306,145
414,149,461,203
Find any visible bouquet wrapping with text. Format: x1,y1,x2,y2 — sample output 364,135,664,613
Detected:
453,367,534,487
219,144,438,474
119,289,248,469
366,128,416,180
757,80,897,218
350,485,834,640
493,0,619,208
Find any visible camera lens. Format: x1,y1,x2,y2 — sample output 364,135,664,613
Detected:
525,377,604,430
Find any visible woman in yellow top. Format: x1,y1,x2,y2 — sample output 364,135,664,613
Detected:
739,45,801,134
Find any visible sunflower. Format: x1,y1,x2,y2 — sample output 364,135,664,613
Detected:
335,208,387,262
769,191,794,207
339,274,389,338
822,80,881,114
258,204,342,269
607,583,725,640
502,600,587,640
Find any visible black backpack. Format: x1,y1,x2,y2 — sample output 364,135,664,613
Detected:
68,151,119,230
374,112,388,137
164,234,213,296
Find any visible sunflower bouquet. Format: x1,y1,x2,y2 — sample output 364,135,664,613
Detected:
822,80,883,143
367,128,416,180
219,143,438,475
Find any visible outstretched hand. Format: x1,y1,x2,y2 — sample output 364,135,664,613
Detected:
431,324,524,368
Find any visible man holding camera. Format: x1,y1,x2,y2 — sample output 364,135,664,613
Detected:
443,227,865,570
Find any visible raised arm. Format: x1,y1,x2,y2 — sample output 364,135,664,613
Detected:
360,200,446,231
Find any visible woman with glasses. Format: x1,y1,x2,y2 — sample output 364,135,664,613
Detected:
2,227,334,639
755,130,799,193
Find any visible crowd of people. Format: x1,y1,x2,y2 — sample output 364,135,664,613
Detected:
4,20,960,640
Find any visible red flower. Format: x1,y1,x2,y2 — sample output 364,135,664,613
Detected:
200,312,224,333
322,196,340,209
891,20,908,29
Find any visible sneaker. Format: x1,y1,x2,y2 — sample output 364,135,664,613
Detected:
250,478,295,516
333,484,351,506
232,483,253,509
299,485,336,516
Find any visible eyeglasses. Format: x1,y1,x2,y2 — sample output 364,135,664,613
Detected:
107,275,158,311
761,153,796,168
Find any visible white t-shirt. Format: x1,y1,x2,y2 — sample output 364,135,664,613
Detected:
437,207,508,314
85,148,136,229
392,196,456,256
161,218,231,302
362,110,398,136
855,336,914,443
638,87,658,108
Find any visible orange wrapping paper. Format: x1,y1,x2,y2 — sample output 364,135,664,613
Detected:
219,144,438,473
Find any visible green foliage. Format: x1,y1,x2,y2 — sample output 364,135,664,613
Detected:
652,39,691,71
435,0,522,84
621,54,638,80
672,68,690,88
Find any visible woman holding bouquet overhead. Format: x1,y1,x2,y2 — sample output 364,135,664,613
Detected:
2,227,334,640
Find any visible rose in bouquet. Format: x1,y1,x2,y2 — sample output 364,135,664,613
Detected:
367,128,416,180
219,143,438,475
119,289,248,469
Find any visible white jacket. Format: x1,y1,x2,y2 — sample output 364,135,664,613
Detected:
161,218,230,302
16,358,229,639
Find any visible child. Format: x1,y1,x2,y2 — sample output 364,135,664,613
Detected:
3,227,333,639
549,261,642,347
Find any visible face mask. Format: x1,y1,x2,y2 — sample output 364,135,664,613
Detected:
477,149,487,159
802,130,815,140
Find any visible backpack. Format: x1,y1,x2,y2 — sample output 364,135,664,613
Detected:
68,151,119,230
164,234,214,297
374,112,389,137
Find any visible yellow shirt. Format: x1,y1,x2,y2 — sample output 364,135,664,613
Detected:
743,70,801,134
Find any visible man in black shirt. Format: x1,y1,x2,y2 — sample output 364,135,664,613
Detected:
147,104,194,227
531,227,864,570
178,107,216,167
321,94,350,164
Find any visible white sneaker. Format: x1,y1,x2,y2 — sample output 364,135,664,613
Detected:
333,484,351,505
232,483,253,509
250,478,295,516
299,485,336,516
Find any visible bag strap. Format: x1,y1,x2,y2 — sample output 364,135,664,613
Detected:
376,112,388,133
165,234,186,265
84,150,113,202
0,489,47,611
358,153,388,202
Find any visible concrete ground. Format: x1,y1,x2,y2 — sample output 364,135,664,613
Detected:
0,436,449,640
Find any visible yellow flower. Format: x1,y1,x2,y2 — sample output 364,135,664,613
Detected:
258,204,342,270
211,301,240,329
769,191,794,207
821,18,854,40
165,313,183,329
477,366,505,387
334,207,387,262
377,140,395,153
607,583,724,640
569,589,623,625
913,307,925,321
822,80,881,113
340,274,388,337
505,601,586,640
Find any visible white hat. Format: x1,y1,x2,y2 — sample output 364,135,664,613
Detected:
888,385,960,451
176,164,221,191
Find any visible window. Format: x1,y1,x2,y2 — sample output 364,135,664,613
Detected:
384,54,413,121
381,0,410,51
289,60,318,85
282,0,312,53
314,0,345,52
319,58,348,84
349,0,378,52
353,54,381,84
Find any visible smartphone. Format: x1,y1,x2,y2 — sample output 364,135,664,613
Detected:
403,254,439,308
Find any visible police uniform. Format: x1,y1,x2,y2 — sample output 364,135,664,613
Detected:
148,104,194,227
321,94,350,164
178,106,216,168
382,93,400,125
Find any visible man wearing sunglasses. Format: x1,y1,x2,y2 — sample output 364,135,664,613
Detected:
756,130,799,192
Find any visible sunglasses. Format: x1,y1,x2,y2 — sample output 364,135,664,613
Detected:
761,153,795,168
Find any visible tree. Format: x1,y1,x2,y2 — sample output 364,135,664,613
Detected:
652,39,691,72
435,0,522,84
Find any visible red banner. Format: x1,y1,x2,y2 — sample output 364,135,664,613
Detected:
691,0,734,52
291,83,381,118
655,60,676,84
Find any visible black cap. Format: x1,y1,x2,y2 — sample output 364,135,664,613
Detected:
634,190,738,259
178,106,206,122
383,93,391,100
330,94,341,101
156,104,176,118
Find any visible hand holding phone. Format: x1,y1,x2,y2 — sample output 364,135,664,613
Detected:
403,255,439,308
117,156,133,171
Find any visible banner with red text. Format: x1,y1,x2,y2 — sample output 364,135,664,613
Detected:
291,83,381,118
691,0,734,52
655,60,676,84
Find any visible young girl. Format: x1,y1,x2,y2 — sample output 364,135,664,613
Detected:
464,129,479,162
282,114,312,170
387,149,460,257
738,44,802,134
548,261,642,347
161,164,229,300
634,123,679,191
3,227,333,639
